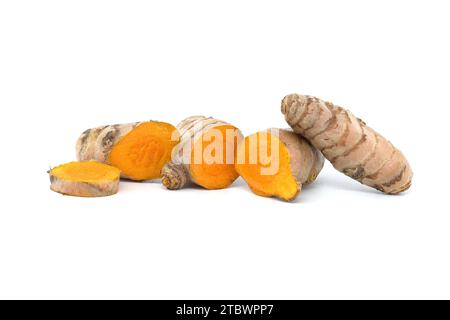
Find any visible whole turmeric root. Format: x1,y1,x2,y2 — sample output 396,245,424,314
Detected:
281,94,413,194
161,116,243,190
76,121,178,181
235,129,324,201
49,161,121,197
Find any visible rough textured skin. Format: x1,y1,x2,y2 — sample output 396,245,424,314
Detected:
76,122,141,163
161,116,243,190
277,129,324,185
161,161,190,190
281,94,413,194
50,175,119,197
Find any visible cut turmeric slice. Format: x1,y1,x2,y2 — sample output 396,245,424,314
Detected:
161,116,243,190
76,121,179,181
189,124,241,189
235,129,324,201
49,161,121,197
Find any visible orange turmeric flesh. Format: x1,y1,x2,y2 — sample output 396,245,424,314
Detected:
108,122,179,181
49,161,121,197
189,125,241,189
235,132,299,201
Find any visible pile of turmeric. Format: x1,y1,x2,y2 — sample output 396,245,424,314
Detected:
49,93,412,200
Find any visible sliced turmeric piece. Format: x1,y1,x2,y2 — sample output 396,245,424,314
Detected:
76,121,179,181
161,116,243,190
49,161,121,197
235,129,324,201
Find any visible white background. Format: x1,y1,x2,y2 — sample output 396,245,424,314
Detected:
0,0,449,300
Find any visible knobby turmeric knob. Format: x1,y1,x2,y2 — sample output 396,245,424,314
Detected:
281,93,413,194
161,162,190,190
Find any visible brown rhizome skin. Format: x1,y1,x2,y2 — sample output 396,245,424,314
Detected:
281,94,412,194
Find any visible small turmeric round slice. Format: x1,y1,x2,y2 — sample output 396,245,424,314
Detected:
49,161,121,197
235,129,324,201
77,121,179,181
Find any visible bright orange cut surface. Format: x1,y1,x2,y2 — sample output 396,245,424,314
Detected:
50,161,120,183
235,132,299,201
108,121,179,180
189,125,242,189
